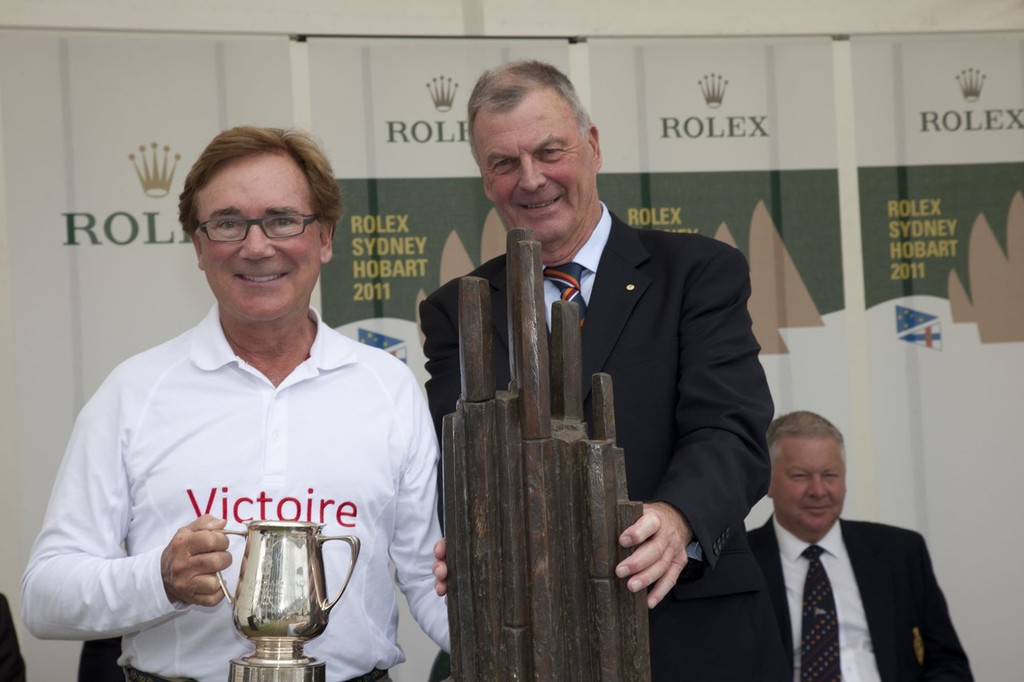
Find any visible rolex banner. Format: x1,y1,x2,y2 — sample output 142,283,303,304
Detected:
0,28,293,555
586,38,849,520
310,36,851,435
3,28,1022,682
0,29,293,679
307,38,571,385
851,31,1024,667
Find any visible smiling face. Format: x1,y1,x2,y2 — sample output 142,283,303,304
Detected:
473,87,603,264
192,151,333,336
768,435,847,543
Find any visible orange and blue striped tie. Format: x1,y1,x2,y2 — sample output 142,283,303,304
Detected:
543,262,587,323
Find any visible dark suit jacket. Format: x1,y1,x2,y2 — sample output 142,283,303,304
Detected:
78,636,124,681
420,214,787,680
0,594,26,682
749,518,973,681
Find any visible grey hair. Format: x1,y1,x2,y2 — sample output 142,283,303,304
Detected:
766,411,846,462
467,59,591,162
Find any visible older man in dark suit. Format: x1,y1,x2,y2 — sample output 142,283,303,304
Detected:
420,59,787,681
749,410,972,681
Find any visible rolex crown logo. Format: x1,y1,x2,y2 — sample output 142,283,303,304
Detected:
698,73,728,109
956,67,985,102
129,142,181,198
426,76,458,112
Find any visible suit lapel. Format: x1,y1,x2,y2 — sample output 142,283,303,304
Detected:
842,521,898,682
581,217,651,400
751,519,794,672
487,265,511,381
489,217,650,399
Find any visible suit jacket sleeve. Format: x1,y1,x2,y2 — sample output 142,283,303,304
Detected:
592,225,772,571
421,276,490,528
420,279,464,442
843,521,973,682
0,594,26,682
645,237,773,564
914,534,973,680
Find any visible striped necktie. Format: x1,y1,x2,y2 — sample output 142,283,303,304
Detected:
543,262,587,323
800,544,840,681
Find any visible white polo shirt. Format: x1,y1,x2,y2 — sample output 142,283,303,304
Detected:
22,305,448,681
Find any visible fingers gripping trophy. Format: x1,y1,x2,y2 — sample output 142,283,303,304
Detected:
218,521,360,682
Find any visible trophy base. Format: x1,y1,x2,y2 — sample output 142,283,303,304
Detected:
229,659,325,682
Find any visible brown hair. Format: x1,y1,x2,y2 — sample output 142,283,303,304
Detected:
178,126,343,236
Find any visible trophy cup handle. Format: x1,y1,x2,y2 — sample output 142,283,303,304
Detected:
320,535,361,614
216,528,248,605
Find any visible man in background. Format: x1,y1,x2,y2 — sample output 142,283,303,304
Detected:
421,59,787,681
749,410,972,681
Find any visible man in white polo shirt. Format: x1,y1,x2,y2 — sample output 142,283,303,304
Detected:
22,126,448,682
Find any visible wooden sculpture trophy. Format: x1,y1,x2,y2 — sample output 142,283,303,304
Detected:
441,228,651,681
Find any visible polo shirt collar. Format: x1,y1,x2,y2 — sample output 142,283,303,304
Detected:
189,304,356,373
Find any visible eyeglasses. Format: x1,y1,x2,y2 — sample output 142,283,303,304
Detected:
196,214,319,242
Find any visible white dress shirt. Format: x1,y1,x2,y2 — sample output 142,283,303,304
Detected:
773,518,882,682
542,202,611,326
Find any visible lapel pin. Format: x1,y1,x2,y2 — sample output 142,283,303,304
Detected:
626,284,635,291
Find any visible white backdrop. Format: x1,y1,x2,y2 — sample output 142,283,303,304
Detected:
3,4,1024,681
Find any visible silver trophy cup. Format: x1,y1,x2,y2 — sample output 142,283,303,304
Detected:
218,520,360,682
